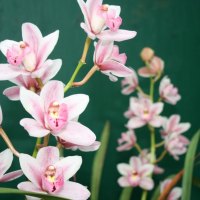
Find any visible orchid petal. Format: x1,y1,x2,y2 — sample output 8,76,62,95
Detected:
117,163,132,176
0,170,23,182
118,177,130,187
62,94,89,120
0,105,2,125
58,121,96,146
149,116,164,128
0,149,13,177
78,141,101,152
3,86,20,101
129,157,142,172
139,177,154,190
138,67,156,77
0,40,18,56
20,118,49,137
0,64,21,80
55,156,82,180
80,23,96,39
127,117,146,129
98,30,137,42
139,164,154,177
168,188,182,200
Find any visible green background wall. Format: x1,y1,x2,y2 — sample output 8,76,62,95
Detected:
0,0,199,199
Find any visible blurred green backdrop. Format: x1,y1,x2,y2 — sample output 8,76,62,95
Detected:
0,0,199,199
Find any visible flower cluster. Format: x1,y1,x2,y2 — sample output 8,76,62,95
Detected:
117,47,190,196
0,0,136,199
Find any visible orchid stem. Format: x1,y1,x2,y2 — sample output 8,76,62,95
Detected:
64,37,92,93
0,128,20,157
136,86,149,97
135,143,142,153
32,137,42,158
155,141,165,148
155,150,167,163
141,190,148,200
72,65,99,87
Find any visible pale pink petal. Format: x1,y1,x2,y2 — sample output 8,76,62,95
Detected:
118,177,130,187
151,102,163,115
22,23,42,53
0,170,23,182
19,154,42,188
56,181,90,200
160,179,171,193
127,117,146,129
78,141,101,152
129,157,142,172
80,23,96,39
62,94,89,120
100,60,133,77
138,67,156,77
58,121,96,146
117,163,132,176
168,188,182,200
40,81,64,111
0,64,21,80
37,30,59,68
86,0,103,13
139,177,154,190
167,115,180,132
154,166,164,174
36,146,59,167
20,87,44,124
20,118,49,137
0,40,19,56
139,164,154,177
175,123,191,135
98,30,137,42
39,59,62,83
3,86,20,101
149,116,164,127
0,105,2,125
0,149,13,177
55,156,82,180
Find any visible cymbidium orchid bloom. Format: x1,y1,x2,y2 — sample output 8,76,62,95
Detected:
138,56,164,80
77,0,137,41
3,59,61,101
117,156,154,190
58,137,101,152
94,40,133,81
117,130,137,152
159,76,181,105
0,23,60,81
160,179,182,200
139,149,164,174
0,149,23,182
19,80,96,146
121,68,138,95
18,146,90,200
126,96,164,129
160,115,191,137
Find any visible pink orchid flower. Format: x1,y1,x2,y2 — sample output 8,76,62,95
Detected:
0,149,23,182
94,40,133,81
138,56,164,80
139,149,164,174
77,0,137,41
121,68,138,95
19,80,96,146
117,156,154,190
159,76,181,105
3,59,61,101
18,146,90,200
117,130,137,152
160,179,182,200
0,105,2,125
0,23,60,81
58,138,101,152
126,96,164,129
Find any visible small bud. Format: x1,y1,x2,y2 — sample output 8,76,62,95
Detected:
140,47,154,62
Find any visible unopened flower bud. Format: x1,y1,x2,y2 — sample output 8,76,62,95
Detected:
140,47,154,62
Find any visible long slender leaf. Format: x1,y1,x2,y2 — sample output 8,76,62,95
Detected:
181,129,200,200
0,187,69,200
91,121,110,200
119,187,133,200
151,184,161,200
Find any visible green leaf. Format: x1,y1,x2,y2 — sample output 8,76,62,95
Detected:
151,184,161,200
119,187,133,200
91,121,110,200
0,187,69,200
181,129,200,200
193,177,200,188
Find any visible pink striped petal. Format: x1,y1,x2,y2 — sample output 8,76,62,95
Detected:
22,23,42,54
40,81,64,112
129,157,142,172
20,87,44,124
0,40,19,56
62,94,89,120
98,30,137,42
117,163,132,176
138,67,156,77
56,181,90,200
167,115,180,132
20,118,49,137
3,86,20,101
139,177,154,190
127,117,146,129
58,121,96,146
55,156,82,180
36,146,59,167
118,177,130,187
19,154,42,188
139,164,154,177
0,170,23,182
0,149,13,177
149,116,164,127
0,64,21,80
151,102,163,115
37,30,59,68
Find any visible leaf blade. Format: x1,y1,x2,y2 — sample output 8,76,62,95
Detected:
119,187,133,200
